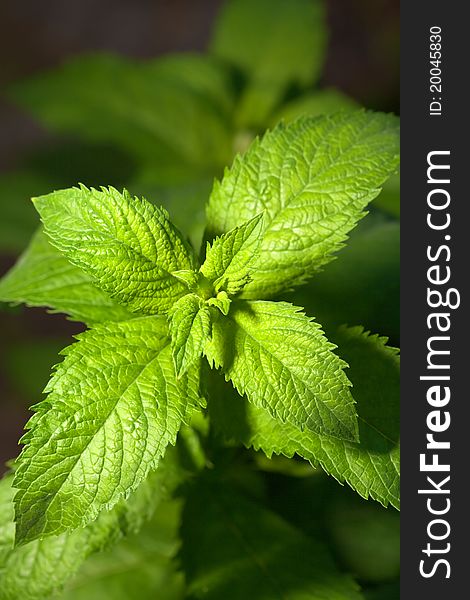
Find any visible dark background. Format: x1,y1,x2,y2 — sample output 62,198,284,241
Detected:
0,0,399,472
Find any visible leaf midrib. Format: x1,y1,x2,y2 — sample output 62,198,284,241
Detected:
229,307,355,440
17,342,169,536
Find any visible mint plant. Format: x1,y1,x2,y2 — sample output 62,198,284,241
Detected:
0,110,399,599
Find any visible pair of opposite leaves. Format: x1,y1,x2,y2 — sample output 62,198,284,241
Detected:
9,111,399,545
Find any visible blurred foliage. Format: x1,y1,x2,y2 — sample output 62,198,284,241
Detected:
327,489,400,583
180,472,362,599
0,0,370,254
0,0,399,597
60,499,184,600
289,214,400,344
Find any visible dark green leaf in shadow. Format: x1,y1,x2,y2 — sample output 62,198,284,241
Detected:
327,488,400,583
289,218,399,343
60,499,184,600
181,473,361,599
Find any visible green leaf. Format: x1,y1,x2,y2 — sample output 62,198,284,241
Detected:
172,270,200,289
169,294,212,378
0,229,133,324
13,316,203,545
205,111,400,298
181,475,361,600
201,214,263,295
130,170,214,252
270,89,358,125
33,185,197,315
205,301,358,442
207,291,231,316
210,0,327,127
209,326,400,508
0,452,183,600
9,53,233,169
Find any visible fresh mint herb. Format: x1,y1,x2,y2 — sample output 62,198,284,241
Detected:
0,109,399,598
